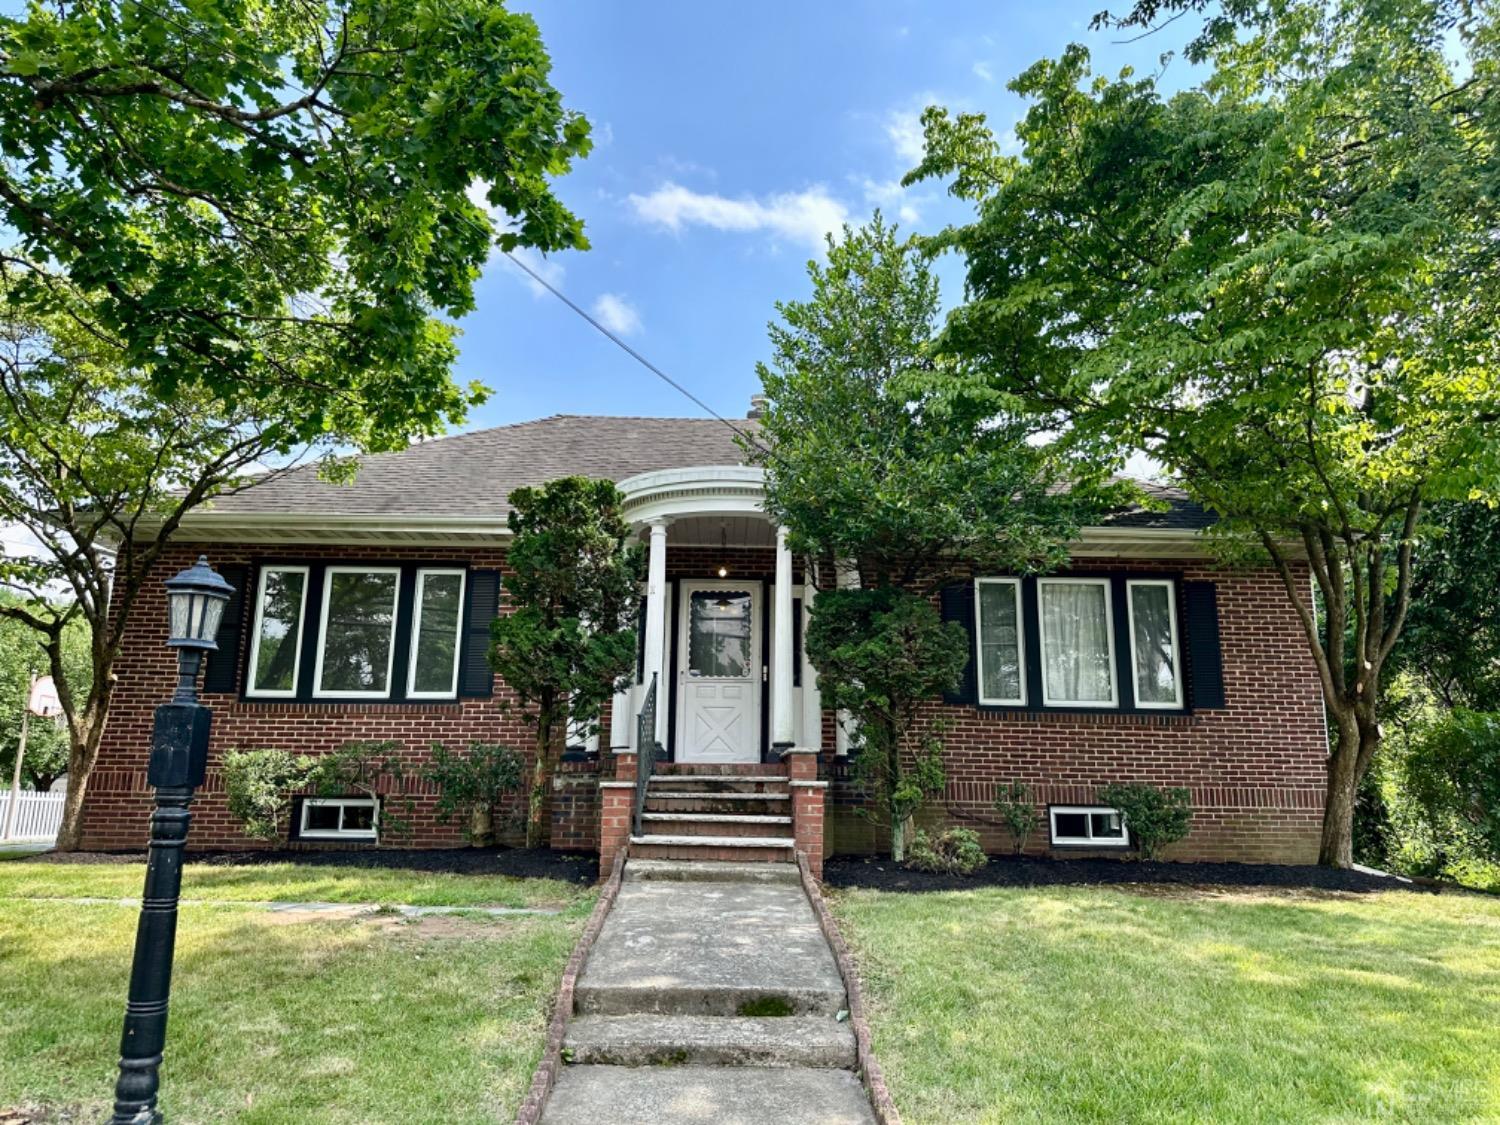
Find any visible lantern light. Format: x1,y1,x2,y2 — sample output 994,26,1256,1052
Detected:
163,555,235,651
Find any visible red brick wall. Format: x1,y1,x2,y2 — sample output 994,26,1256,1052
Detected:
825,559,1328,864
79,542,609,851
81,544,1328,864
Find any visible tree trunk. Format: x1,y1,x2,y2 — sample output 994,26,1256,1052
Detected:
53,710,105,852
469,803,495,848
1319,711,1361,868
526,708,554,849
891,816,908,863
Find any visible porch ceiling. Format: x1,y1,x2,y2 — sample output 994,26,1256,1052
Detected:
663,515,776,548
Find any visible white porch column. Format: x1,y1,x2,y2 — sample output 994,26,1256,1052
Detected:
609,681,633,754
835,559,860,757
642,518,670,746
772,525,795,750
800,564,822,752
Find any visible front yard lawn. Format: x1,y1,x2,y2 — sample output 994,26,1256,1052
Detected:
0,861,593,1123
833,884,1500,1123
0,853,589,909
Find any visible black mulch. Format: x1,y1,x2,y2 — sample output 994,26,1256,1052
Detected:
15,846,599,884
822,853,1453,894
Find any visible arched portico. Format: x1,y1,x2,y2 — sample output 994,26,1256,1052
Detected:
608,466,819,765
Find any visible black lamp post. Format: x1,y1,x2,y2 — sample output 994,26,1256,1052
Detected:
111,556,234,1125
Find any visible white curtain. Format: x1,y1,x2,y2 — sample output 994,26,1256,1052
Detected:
1042,582,1113,703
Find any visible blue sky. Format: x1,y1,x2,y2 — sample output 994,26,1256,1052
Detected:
458,1,1202,431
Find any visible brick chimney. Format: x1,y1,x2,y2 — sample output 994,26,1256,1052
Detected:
747,393,767,419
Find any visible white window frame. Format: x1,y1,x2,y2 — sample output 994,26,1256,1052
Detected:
406,568,467,699
974,577,1027,707
1037,577,1119,709
299,796,379,840
244,565,311,699
1049,805,1130,848
1125,579,1185,710
312,566,402,699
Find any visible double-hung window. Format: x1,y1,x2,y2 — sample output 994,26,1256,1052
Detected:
1126,579,1184,709
407,569,466,698
1038,578,1118,708
975,578,1026,706
246,566,310,698
314,567,402,698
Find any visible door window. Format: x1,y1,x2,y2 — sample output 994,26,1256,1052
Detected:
688,591,752,678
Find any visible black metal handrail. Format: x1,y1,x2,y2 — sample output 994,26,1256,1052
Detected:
632,673,661,838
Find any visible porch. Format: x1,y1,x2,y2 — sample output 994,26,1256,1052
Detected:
592,465,832,874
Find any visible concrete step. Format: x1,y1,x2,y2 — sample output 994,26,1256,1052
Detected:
574,879,846,1017
540,1065,875,1124
630,841,796,864
638,815,793,838
563,1014,857,1068
631,834,794,849
648,774,789,785
627,860,802,885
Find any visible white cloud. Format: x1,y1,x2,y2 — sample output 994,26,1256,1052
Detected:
885,106,927,164
627,182,850,252
860,178,922,226
592,292,642,336
972,61,994,83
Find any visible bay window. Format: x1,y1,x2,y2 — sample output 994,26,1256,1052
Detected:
1127,579,1184,708
975,578,1026,706
1038,578,1118,708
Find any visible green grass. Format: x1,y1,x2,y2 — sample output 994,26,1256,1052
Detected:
0,863,594,1122
0,858,590,909
832,885,1500,1124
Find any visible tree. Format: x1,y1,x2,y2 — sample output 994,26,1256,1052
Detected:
752,217,1106,859
1400,709,1500,871
0,0,591,848
490,477,643,848
910,0,1500,866
1389,502,1500,712
0,596,90,791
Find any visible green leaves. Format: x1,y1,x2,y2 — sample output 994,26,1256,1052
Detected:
0,0,591,452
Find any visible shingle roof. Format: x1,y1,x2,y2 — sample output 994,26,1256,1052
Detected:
204,415,756,519
199,413,1213,531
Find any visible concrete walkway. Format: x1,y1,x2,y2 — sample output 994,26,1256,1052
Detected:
542,860,875,1125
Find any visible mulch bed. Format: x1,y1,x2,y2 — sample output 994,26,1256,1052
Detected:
15,846,600,884
822,853,1452,894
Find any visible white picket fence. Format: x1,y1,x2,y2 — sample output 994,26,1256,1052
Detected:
0,790,66,843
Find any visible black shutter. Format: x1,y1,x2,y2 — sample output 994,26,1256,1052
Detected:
1184,580,1226,710
939,582,977,705
458,570,501,697
202,563,249,695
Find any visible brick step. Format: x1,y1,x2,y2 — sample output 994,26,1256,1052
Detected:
643,793,789,815
562,1014,856,1069
639,813,793,838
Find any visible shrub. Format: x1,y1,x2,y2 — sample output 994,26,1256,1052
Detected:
994,781,1039,856
905,827,988,875
221,749,316,841
1098,783,1192,860
1401,709,1500,868
422,741,524,846
310,740,413,840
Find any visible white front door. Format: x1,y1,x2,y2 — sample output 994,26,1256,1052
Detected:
675,580,762,763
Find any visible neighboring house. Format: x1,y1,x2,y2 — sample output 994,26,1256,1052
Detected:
79,409,1327,865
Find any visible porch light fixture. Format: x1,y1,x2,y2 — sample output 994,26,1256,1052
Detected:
111,555,234,1123
717,523,729,578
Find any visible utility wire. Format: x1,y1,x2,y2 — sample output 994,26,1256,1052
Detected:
501,251,765,451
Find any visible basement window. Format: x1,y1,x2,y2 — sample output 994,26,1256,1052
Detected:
299,797,378,841
1049,806,1129,848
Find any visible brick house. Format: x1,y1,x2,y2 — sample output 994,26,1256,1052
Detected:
80,411,1328,869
